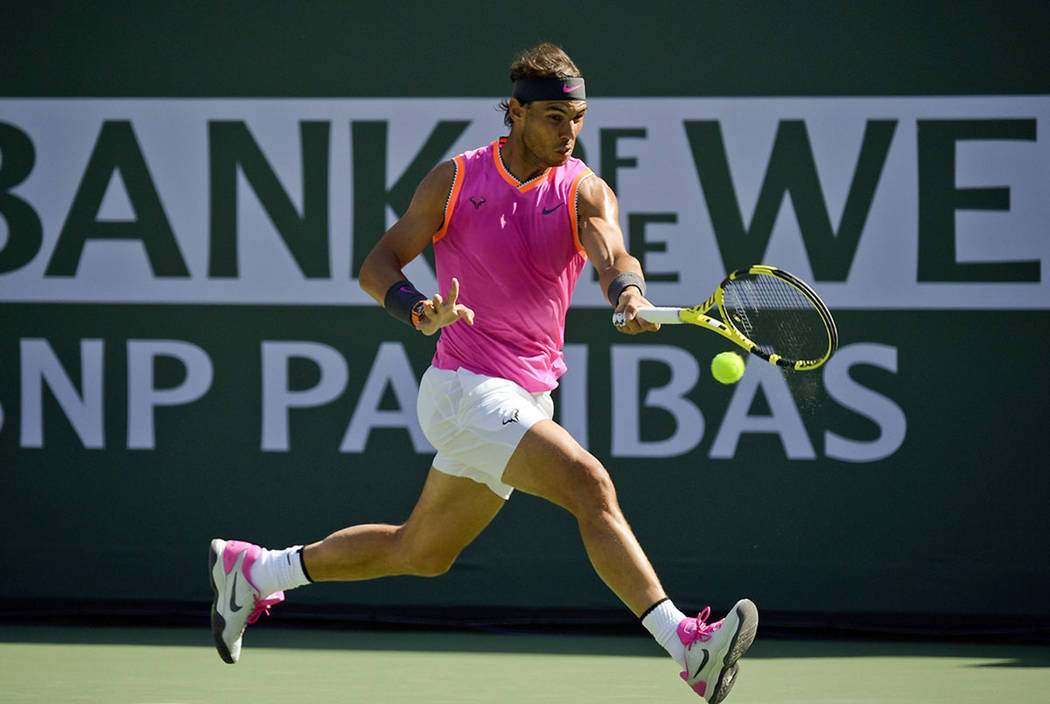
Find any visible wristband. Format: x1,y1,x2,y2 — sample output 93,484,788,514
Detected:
607,271,646,305
384,280,427,328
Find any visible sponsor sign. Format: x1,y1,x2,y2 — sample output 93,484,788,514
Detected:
2,97,1046,307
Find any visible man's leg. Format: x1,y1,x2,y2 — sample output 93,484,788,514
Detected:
500,419,663,616
302,466,505,581
501,419,757,703
210,467,504,663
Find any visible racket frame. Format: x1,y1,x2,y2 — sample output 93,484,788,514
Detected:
617,265,838,371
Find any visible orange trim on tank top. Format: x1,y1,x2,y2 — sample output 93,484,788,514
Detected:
432,155,465,243
568,168,594,256
491,140,550,193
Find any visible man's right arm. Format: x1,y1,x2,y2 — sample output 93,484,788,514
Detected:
358,160,455,304
359,160,474,335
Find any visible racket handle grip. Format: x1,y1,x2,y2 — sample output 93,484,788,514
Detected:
611,307,684,327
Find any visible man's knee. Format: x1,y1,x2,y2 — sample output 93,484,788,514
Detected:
562,455,620,519
407,553,456,578
396,529,460,577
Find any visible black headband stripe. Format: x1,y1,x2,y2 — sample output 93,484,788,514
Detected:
512,77,586,102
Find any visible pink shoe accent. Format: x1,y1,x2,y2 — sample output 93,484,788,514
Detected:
680,670,708,695
247,591,285,625
222,540,260,574
677,606,724,649
220,540,286,626
221,540,266,593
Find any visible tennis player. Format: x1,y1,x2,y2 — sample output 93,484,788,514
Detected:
209,43,756,702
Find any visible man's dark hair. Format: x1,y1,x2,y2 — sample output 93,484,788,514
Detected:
499,43,583,127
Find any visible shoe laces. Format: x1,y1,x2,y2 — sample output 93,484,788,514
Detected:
247,591,285,625
678,606,723,649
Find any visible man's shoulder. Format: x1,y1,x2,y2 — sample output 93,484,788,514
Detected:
572,166,610,197
458,141,496,164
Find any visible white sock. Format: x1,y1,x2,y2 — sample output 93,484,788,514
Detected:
249,545,312,597
641,598,688,668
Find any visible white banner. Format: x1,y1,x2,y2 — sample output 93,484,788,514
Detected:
0,97,1047,308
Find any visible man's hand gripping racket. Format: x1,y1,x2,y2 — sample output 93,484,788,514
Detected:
612,265,839,371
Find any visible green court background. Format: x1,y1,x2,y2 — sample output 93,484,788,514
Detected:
2,1,1049,635
2,625,1050,704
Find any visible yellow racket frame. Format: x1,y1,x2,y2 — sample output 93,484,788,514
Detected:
616,265,838,371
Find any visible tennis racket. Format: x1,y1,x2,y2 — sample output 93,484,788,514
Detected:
612,265,838,371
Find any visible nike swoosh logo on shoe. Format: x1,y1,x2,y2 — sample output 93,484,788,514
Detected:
229,573,243,613
692,648,710,679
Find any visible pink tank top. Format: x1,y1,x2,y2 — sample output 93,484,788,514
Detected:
431,139,594,392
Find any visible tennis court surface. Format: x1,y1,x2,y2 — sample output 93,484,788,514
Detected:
2,624,1048,703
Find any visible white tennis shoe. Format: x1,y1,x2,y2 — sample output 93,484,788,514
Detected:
208,538,285,663
678,598,758,702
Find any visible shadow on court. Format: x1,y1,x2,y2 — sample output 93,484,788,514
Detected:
3,624,1049,669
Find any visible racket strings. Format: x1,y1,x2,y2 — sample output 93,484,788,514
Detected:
722,274,829,362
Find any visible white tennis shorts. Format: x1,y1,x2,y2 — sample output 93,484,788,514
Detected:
416,366,554,499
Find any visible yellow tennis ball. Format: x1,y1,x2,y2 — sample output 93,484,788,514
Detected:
711,351,746,384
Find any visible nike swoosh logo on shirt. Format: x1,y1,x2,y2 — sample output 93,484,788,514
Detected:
542,203,564,215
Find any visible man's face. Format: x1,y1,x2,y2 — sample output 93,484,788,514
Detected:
519,100,587,167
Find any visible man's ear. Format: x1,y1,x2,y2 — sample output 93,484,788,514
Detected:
508,98,526,125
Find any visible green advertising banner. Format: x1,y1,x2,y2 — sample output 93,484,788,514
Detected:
1,305,1048,619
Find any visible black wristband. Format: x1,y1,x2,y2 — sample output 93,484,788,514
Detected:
607,271,646,304
383,280,427,327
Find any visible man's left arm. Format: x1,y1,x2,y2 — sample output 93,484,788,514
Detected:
577,175,659,335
